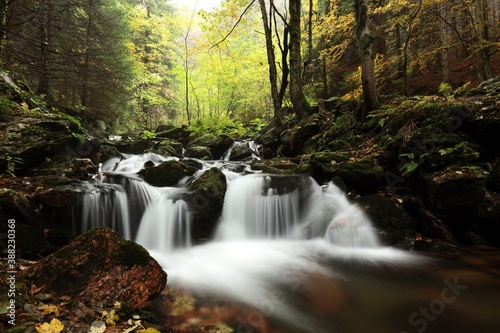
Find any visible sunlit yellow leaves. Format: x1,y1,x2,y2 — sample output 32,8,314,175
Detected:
37,304,62,316
35,318,64,333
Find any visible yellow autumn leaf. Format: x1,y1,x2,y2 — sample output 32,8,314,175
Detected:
35,318,64,333
37,304,62,316
138,328,161,333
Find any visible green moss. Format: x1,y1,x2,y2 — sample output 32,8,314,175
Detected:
115,239,151,268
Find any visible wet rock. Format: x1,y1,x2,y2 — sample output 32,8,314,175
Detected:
187,134,233,160
185,145,213,160
251,157,309,175
153,139,183,157
322,157,385,194
184,168,227,241
402,197,455,243
138,160,201,187
355,194,416,246
226,141,260,161
21,227,167,310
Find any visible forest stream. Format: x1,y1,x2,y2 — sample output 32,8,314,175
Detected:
73,149,500,333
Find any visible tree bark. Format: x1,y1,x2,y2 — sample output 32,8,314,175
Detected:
258,0,280,115
354,0,378,115
471,0,492,81
36,0,54,98
289,0,310,117
441,6,451,84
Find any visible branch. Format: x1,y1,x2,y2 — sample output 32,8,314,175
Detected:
210,0,256,50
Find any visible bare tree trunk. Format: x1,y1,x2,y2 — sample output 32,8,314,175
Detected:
81,0,94,109
440,2,451,83
471,0,492,81
354,0,378,115
258,0,280,115
37,0,54,98
289,0,310,117
273,8,289,107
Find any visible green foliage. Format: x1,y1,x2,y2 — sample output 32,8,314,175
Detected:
5,156,23,177
438,82,453,97
0,97,13,121
140,130,156,140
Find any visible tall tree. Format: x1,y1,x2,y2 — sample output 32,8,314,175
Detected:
353,0,378,114
258,0,280,115
289,0,310,117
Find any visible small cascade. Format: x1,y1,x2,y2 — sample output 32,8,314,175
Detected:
222,140,261,161
79,183,132,239
119,176,160,238
216,175,304,240
136,191,192,252
322,183,380,247
102,152,171,173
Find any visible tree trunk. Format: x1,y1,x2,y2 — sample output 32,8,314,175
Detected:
289,0,310,117
81,0,94,109
354,0,378,115
37,0,54,98
440,3,450,83
471,0,492,81
258,0,280,115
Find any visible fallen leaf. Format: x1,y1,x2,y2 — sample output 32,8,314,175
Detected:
35,318,64,333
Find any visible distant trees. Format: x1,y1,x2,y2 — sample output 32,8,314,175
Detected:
316,0,499,100
0,0,498,129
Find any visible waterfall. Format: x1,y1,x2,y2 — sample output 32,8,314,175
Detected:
216,175,302,240
323,182,380,247
136,191,192,252
80,183,132,239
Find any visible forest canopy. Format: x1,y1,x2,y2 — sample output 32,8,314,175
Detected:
0,0,498,133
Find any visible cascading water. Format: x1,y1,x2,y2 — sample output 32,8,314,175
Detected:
74,144,500,333
79,183,131,239
136,189,192,252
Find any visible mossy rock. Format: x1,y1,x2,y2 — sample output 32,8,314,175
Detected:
21,227,167,310
185,145,213,160
308,151,351,164
321,157,385,193
421,166,488,210
137,160,200,187
184,167,227,241
251,157,305,175
187,134,233,159
154,139,183,157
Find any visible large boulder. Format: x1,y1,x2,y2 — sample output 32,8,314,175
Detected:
184,167,227,241
21,227,167,309
0,114,84,175
421,166,488,210
137,160,201,187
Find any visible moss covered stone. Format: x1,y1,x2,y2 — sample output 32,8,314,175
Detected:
137,160,200,187
251,157,303,175
184,167,227,241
